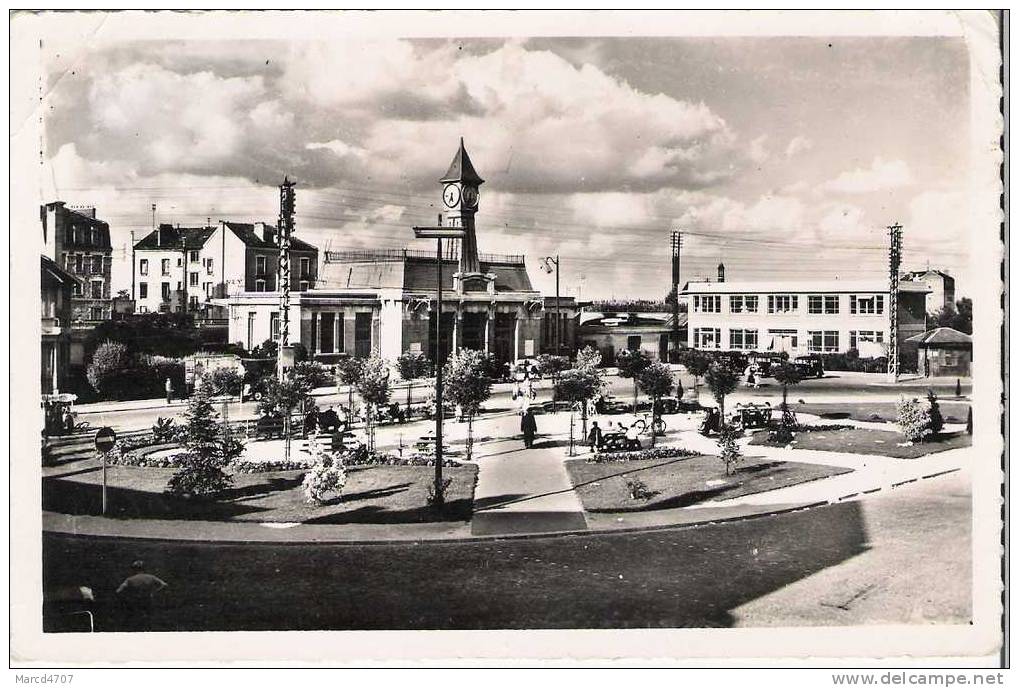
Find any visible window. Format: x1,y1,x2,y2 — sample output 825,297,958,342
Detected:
255,279,266,292
768,295,798,314
72,282,81,297
808,295,840,314
140,259,149,276
825,295,840,314
256,256,267,276
694,295,721,313
177,257,183,267
299,280,309,292
729,295,758,313
90,280,103,299
90,306,103,321
92,255,103,273
768,329,799,350
205,257,214,275
849,330,885,349
694,327,721,349
137,306,148,314
627,335,642,351
190,250,199,263
90,228,97,245
851,294,885,315
204,282,213,297
139,283,148,299
807,330,840,353
189,272,199,287
74,254,83,273
161,258,170,276
300,257,310,278
161,282,171,301
729,328,759,350
270,312,280,340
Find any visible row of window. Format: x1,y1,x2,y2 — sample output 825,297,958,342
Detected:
139,255,314,279
691,293,886,315
71,280,106,299
67,224,102,246
693,327,886,352
64,253,107,275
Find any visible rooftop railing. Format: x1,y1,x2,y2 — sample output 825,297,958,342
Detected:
324,248,525,265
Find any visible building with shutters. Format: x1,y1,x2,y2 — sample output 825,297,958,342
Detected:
40,202,114,323
221,140,576,364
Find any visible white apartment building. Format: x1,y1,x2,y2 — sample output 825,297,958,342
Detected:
683,279,930,357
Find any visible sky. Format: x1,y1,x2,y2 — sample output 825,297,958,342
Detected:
40,34,974,301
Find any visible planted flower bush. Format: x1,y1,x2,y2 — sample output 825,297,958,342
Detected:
589,445,698,463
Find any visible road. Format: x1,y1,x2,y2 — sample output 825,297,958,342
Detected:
41,471,970,632
76,371,971,433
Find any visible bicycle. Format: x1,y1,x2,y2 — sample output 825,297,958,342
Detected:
631,412,666,437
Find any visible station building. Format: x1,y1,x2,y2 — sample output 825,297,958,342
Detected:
222,140,576,365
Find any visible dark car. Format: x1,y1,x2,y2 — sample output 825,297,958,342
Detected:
792,355,825,378
746,353,784,377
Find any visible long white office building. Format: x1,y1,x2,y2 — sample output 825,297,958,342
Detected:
682,279,930,357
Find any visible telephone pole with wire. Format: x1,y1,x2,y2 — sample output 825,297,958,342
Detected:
671,230,682,359
277,177,296,381
887,223,903,382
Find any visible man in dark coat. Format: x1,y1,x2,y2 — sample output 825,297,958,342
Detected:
521,408,538,449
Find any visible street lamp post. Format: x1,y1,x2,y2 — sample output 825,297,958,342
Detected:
414,226,466,505
542,255,561,355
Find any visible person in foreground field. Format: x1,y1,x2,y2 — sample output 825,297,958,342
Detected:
521,408,537,449
116,560,168,630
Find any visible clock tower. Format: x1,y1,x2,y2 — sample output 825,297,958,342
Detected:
439,138,484,275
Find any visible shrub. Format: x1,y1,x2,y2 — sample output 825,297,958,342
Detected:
166,389,236,498
896,397,933,443
926,390,945,435
717,425,743,475
201,367,244,396
292,360,334,389
86,340,129,395
395,350,432,380
232,459,312,473
535,354,571,378
626,478,654,501
427,477,454,506
151,417,177,443
302,436,347,504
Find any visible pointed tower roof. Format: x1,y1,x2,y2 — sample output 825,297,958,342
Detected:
439,137,485,186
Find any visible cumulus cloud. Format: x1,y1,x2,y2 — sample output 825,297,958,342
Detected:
748,135,769,164
784,136,813,158
821,157,914,194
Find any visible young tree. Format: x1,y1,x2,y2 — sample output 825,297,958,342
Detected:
167,388,235,498
555,366,604,454
771,362,804,439
615,349,652,413
352,356,392,453
575,345,603,372
335,357,363,415
704,362,739,425
302,434,347,504
443,349,493,460
258,373,313,461
717,424,743,476
86,340,129,396
677,348,711,394
637,362,676,447
395,350,432,415
896,397,932,442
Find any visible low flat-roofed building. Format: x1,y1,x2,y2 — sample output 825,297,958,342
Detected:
577,311,685,364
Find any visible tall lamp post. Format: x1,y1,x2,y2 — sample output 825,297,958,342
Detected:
541,255,561,355
413,225,466,505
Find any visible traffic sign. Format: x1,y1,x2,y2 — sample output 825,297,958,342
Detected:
94,427,117,453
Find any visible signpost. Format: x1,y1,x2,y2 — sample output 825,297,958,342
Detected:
94,427,116,516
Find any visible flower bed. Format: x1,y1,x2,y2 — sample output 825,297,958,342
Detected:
589,445,699,463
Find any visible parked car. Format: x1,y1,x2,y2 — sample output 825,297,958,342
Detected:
727,402,774,431
792,355,825,378
746,353,784,377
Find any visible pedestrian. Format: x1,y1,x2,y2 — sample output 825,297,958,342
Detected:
241,382,251,403
337,405,349,432
587,421,603,453
63,407,75,434
115,560,168,632
625,422,642,451
522,360,530,381
164,377,173,405
521,408,537,449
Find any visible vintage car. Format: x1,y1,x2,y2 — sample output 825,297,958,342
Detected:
727,402,774,430
792,355,825,378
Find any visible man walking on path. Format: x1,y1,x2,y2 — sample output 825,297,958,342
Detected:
521,408,537,449
164,377,173,405
116,560,168,631
587,421,603,454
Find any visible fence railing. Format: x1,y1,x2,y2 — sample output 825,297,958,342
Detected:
325,248,525,265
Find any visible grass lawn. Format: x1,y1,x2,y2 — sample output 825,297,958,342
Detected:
749,427,972,459
42,463,477,523
564,455,852,512
792,401,970,424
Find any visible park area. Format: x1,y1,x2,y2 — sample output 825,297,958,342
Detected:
749,426,972,460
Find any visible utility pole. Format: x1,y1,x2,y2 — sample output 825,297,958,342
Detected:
887,223,903,382
671,230,682,360
277,177,296,381
130,230,136,301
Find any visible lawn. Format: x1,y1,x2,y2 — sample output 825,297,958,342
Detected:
793,401,970,424
42,463,477,523
564,455,852,512
749,427,972,459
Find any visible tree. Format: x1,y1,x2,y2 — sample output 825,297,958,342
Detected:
704,362,739,424
615,349,652,413
86,340,129,395
395,350,432,415
166,388,236,498
353,356,392,453
717,424,743,476
555,366,604,454
302,434,347,504
771,362,804,440
292,361,334,390
926,389,944,435
575,345,603,372
896,397,932,442
677,348,711,394
932,297,973,335
258,372,313,461
335,358,363,415
443,349,492,460
637,362,675,447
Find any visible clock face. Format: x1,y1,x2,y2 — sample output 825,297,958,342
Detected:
462,186,479,208
442,184,460,208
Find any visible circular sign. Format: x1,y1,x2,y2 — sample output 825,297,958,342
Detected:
462,186,479,208
442,184,460,208
94,427,117,453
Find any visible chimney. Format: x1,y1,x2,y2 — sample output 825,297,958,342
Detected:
158,223,173,247
255,222,275,244
717,262,726,282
